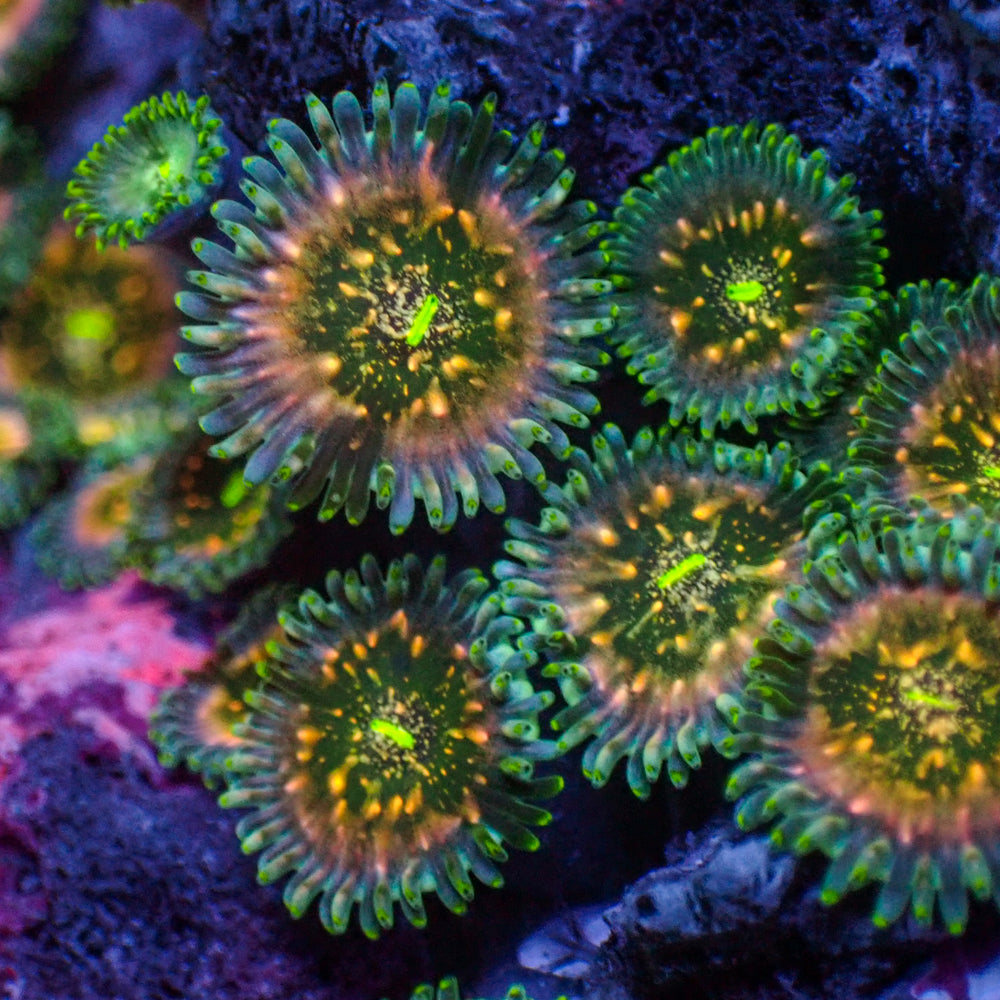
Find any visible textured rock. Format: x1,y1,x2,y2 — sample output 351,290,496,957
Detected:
583,823,944,1000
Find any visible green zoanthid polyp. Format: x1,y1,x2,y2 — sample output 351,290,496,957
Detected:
28,449,153,589
383,979,566,1000
494,422,841,797
65,91,228,250
150,584,297,787
722,517,1000,933
25,392,183,589
604,121,887,436
0,224,178,393
847,276,1000,520
219,553,562,939
0,224,180,449
124,429,293,597
174,79,616,532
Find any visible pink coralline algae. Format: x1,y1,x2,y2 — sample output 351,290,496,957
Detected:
0,572,208,783
0,571,208,938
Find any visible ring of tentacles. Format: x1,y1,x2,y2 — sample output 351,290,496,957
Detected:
175,79,616,532
604,121,887,436
722,515,1000,933
219,553,561,938
494,422,842,797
